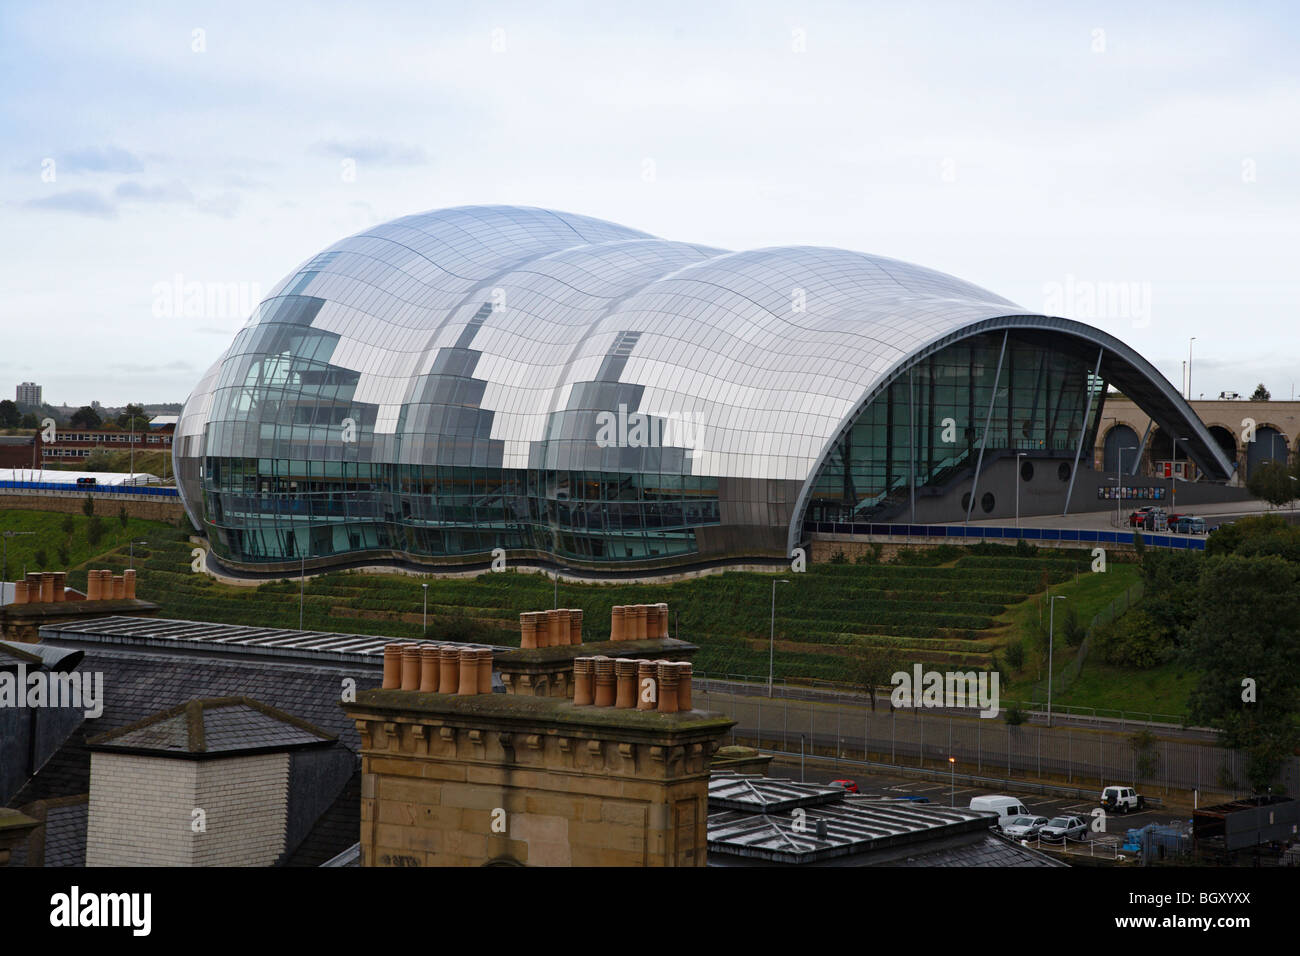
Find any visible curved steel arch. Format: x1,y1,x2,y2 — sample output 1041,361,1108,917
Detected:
785,313,1235,557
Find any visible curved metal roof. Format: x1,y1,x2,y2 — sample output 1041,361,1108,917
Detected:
176,205,1230,545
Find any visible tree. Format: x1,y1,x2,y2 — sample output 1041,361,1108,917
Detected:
117,403,150,432
84,449,113,472
69,405,102,429
846,643,902,711
1251,383,1271,401
19,412,38,429
82,494,94,517
118,505,129,528
0,400,19,428
1184,555,1300,791
1246,460,1297,509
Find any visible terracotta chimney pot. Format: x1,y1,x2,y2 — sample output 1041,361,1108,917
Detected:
520,612,538,649
40,573,55,603
439,646,460,693
400,643,421,691
382,644,403,689
419,645,441,692
614,658,637,708
122,569,135,600
112,575,125,600
675,662,693,711
656,661,679,714
657,603,670,638
555,608,572,647
85,571,101,602
632,604,648,640
477,648,493,694
610,606,625,641
572,657,594,706
569,608,583,645
13,581,28,605
52,572,66,602
636,660,657,711
592,656,616,707
457,647,480,695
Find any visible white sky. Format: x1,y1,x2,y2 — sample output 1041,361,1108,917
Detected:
1,0,1297,407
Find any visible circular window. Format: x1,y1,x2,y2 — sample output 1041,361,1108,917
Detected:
961,492,971,512
1020,460,1034,482
981,492,995,513
1058,462,1072,482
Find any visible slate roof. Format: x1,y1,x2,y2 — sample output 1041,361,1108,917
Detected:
7,645,380,808
882,831,1065,867
284,770,361,867
88,697,336,758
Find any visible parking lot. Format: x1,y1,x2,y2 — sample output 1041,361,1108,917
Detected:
772,760,1189,849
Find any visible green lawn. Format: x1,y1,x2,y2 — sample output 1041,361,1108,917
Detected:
0,508,166,581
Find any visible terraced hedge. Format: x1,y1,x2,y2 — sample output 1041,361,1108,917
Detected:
46,518,1102,680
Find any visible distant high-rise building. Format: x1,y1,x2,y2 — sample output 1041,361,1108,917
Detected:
15,382,41,406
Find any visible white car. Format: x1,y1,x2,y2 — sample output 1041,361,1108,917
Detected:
1101,786,1145,813
1038,815,1088,841
1001,815,1050,839
969,795,1031,828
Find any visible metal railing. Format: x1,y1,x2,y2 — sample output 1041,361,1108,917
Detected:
808,520,1207,550
0,480,179,498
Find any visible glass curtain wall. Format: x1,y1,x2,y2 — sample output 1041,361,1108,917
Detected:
806,331,1105,522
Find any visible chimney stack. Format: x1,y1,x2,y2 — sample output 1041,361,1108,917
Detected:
420,645,441,692
400,644,421,691
382,644,402,689
614,659,637,709
457,648,480,696
572,658,594,706
610,606,625,641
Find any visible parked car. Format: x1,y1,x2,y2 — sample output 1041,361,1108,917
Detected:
1128,507,1154,527
1039,815,1089,841
1175,515,1206,534
1001,815,1050,839
829,779,858,794
1101,786,1145,813
969,795,1031,827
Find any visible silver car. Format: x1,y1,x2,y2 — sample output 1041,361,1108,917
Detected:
1001,815,1050,839
1038,815,1088,842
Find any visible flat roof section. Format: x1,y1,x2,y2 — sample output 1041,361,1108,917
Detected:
38,615,500,666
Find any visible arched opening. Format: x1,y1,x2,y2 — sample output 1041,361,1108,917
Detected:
1246,426,1290,476
1207,425,1238,466
1102,424,1141,474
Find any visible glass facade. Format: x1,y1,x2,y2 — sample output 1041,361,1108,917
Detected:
173,205,1218,572
806,331,1106,522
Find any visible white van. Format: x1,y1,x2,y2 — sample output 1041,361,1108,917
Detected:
969,795,1031,828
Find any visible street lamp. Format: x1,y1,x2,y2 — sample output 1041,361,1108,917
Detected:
1116,446,1136,528
422,583,428,635
128,539,148,571
1048,595,1066,728
768,578,790,697
1172,437,1189,512
949,755,956,806
1188,337,1196,399
1015,453,1027,529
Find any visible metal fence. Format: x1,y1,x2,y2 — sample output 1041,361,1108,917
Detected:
0,481,178,498
695,675,1267,800
808,520,1206,550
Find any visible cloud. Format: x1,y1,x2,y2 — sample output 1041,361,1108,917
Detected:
196,191,242,218
114,180,195,203
24,190,118,219
60,146,145,174
310,138,430,166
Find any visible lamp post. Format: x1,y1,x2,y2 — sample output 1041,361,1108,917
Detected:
1048,595,1066,727
299,546,305,630
949,755,956,806
768,578,790,697
1116,445,1136,528
1015,453,1027,529
128,539,148,571
1188,337,1196,399
1173,436,1189,512
422,582,428,635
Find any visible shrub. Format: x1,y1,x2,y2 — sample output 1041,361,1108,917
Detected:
855,543,884,565
1062,606,1087,648
1092,609,1171,668
1005,705,1025,725
1004,640,1026,671
86,516,105,546
118,505,129,528
57,544,70,565
61,515,75,534
82,494,94,517
829,550,848,565
34,548,48,568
